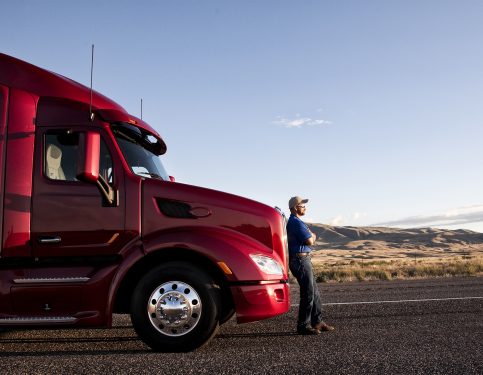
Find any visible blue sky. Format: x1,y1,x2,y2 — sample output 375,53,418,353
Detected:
2,1,483,232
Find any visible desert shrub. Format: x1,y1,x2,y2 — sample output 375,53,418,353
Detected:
366,269,390,280
406,267,417,277
353,270,364,281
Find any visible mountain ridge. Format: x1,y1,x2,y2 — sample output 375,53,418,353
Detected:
306,223,483,252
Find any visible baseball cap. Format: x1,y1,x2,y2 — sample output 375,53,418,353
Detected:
288,196,309,209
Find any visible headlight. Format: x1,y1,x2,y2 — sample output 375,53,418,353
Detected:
249,254,283,276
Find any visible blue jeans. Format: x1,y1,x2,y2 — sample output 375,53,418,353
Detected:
289,255,323,329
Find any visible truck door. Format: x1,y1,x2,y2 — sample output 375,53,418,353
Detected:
31,127,136,257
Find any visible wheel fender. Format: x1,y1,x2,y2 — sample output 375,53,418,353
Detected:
142,226,282,281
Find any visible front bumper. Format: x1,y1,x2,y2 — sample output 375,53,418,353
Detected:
230,281,290,323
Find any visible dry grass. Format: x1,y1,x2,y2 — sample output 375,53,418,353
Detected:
309,253,483,283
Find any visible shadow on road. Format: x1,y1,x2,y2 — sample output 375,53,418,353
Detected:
0,336,139,345
0,335,151,357
216,331,298,339
0,348,149,357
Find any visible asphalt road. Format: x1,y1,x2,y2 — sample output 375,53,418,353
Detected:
1,277,482,374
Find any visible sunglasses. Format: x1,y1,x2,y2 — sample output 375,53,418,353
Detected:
296,205,306,209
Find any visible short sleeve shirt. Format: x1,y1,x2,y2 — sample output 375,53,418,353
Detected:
286,214,312,255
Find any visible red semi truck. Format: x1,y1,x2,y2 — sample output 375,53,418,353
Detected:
0,53,289,351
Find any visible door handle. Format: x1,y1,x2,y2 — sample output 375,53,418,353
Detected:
38,236,62,244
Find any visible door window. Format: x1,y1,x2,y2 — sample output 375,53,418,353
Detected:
44,132,113,184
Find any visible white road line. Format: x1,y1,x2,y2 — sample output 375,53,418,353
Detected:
291,296,483,307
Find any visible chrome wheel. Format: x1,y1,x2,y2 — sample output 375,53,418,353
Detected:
131,262,220,351
147,281,202,337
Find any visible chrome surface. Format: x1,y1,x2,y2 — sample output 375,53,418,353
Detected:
38,236,62,244
147,281,202,337
13,277,90,284
0,316,77,324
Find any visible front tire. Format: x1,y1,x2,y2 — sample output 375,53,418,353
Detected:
131,262,220,352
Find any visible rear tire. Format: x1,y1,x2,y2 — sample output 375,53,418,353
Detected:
131,262,220,352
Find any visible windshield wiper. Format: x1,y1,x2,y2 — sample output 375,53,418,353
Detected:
137,171,163,180
113,129,138,144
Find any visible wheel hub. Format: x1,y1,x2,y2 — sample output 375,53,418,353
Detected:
147,281,202,337
158,293,189,323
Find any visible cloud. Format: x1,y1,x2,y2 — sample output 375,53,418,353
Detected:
372,204,483,228
328,215,345,226
328,212,367,226
273,115,332,129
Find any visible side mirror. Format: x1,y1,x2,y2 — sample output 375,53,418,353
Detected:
77,132,117,206
76,132,100,183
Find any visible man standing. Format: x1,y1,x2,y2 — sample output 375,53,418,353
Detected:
287,196,334,335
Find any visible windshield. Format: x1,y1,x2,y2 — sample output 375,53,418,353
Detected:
111,122,169,181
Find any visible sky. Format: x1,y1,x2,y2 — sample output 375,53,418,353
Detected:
2,1,483,232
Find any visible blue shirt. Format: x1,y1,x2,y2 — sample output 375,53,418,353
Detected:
286,214,312,255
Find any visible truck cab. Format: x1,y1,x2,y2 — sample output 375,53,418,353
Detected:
0,53,289,351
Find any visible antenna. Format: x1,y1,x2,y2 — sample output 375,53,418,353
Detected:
89,44,95,121
141,98,143,120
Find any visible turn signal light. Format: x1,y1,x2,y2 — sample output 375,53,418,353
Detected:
217,261,233,275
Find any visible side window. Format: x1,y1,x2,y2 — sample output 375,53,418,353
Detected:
100,138,113,184
44,131,113,184
44,132,79,181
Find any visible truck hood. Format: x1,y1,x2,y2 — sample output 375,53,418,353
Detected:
141,178,285,254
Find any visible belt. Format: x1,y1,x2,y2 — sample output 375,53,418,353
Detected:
294,252,310,257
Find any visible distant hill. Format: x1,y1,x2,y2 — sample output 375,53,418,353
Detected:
304,224,483,280
306,223,483,253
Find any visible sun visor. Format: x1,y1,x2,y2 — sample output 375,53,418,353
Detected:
97,109,167,155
